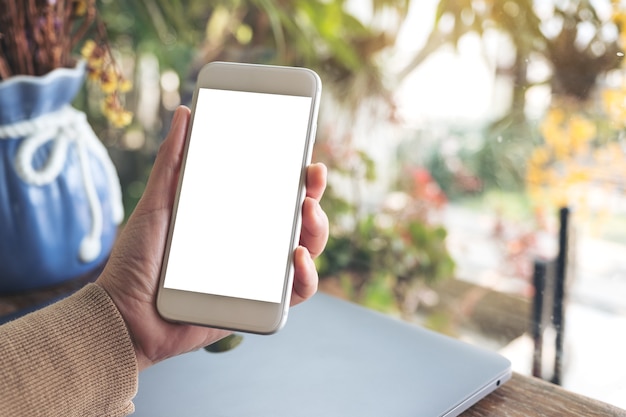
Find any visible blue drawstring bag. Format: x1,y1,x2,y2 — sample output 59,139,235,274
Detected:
0,61,123,293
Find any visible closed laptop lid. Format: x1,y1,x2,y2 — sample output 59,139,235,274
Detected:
134,293,511,417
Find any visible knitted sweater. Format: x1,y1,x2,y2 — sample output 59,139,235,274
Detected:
0,284,138,416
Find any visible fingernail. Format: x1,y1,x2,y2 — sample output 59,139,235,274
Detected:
172,106,183,128
299,245,315,265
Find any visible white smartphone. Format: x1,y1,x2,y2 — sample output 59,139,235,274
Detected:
156,61,321,334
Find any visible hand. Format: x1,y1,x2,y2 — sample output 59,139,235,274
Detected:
96,106,329,371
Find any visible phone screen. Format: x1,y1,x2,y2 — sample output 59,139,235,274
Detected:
162,88,313,304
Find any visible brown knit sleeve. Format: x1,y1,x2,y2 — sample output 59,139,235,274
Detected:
0,283,138,416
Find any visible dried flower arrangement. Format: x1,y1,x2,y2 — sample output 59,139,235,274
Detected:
0,0,132,127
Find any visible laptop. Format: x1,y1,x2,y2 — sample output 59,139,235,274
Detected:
134,293,511,416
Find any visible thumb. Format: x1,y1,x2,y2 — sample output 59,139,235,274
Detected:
98,105,191,297
136,106,191,215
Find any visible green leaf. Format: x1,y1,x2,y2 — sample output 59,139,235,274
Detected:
204,334,244,353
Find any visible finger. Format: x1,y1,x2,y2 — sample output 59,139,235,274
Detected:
300,196,329,259
306,163,327,201
107,106,191,291
137,106,191,213
290,246,318,306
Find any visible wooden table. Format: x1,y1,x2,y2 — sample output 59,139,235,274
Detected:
463,372,626,416
2,280,625,416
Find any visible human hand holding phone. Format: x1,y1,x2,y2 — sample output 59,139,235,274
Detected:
96,105,329,370
156,62,322,334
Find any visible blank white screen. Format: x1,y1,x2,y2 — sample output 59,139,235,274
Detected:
163,88,312,303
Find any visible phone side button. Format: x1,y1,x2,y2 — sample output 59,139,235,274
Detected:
311,123,317,142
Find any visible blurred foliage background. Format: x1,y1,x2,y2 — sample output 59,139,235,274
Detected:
77,0,626,318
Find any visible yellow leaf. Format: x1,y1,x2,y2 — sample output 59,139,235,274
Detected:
530,147,550,166
569,115,596,152
80,40,96,58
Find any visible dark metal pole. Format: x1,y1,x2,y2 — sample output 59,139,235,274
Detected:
551,206,569,385
531,259,547,379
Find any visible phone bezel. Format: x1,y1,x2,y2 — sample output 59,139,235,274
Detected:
156,61,321,334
